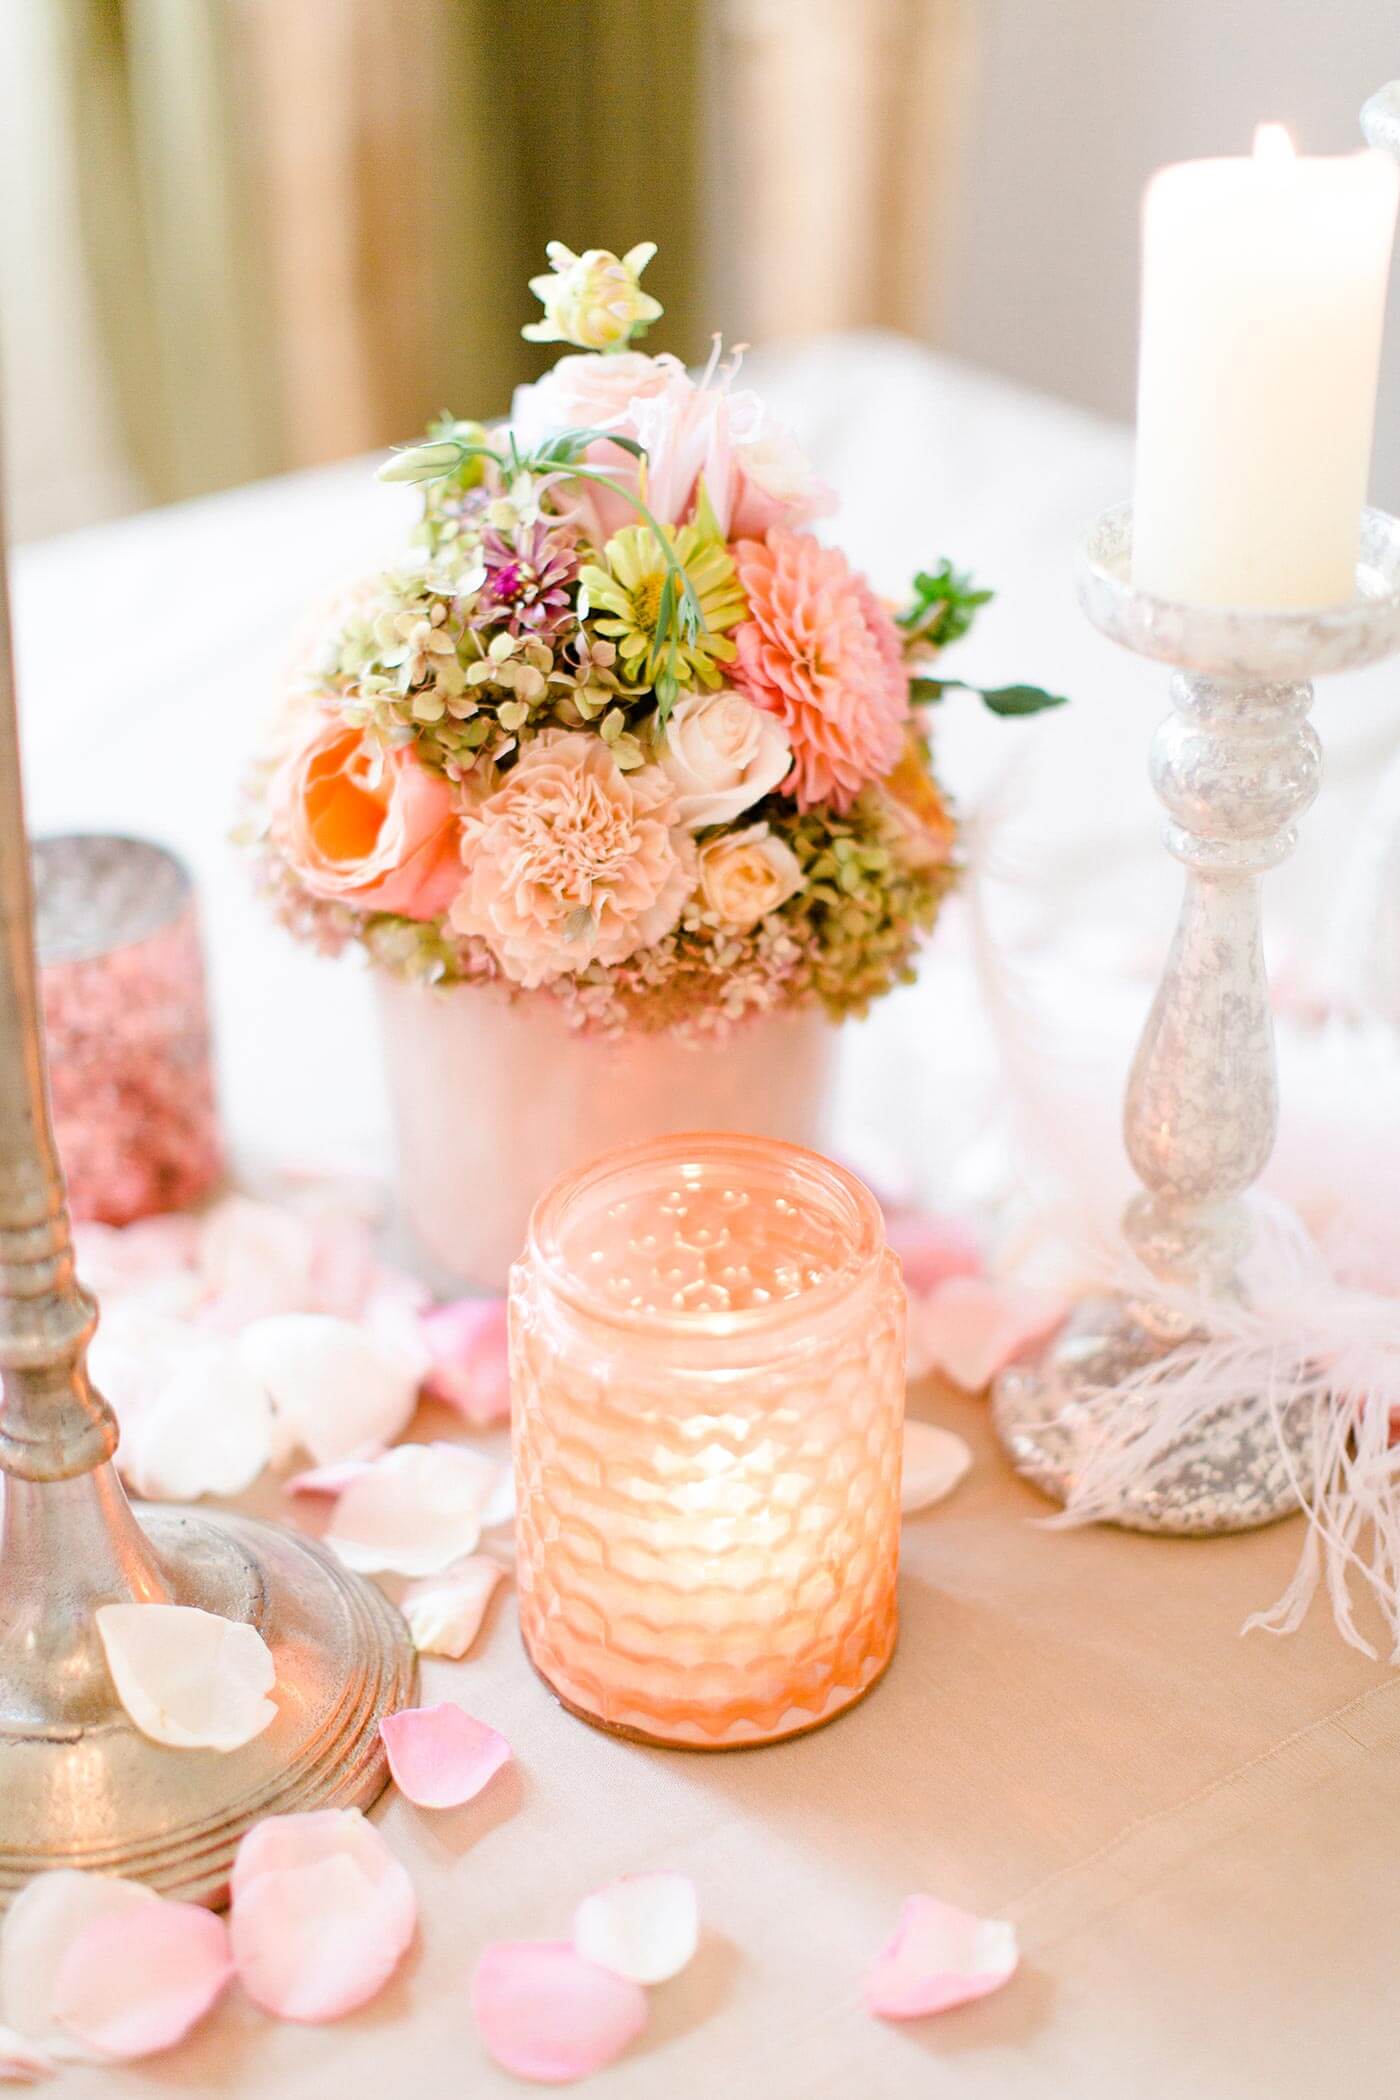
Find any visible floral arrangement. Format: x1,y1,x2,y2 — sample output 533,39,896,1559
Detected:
250,241,1062,1036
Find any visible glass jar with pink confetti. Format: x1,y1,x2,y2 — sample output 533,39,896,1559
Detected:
509,1132,906,1749
35,834,223,1224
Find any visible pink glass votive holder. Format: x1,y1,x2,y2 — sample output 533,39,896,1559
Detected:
509,1133,906,1749
34,834,223,1224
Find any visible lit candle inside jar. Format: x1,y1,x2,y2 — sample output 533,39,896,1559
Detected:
1133,123,1398,609
509,1134,906,1749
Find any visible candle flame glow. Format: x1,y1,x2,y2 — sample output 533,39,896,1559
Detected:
1253,122,1296,164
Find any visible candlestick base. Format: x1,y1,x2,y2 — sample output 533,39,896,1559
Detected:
0,1491,415,1909
991,1298,1314,1536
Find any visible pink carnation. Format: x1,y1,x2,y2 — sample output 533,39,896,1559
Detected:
450,730,695,987
731,531,910,811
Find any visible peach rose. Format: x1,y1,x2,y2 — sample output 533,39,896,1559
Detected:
657,688,792,830
879,734,957,871
271,718,463,921
697,822,804,931
450,729,695,987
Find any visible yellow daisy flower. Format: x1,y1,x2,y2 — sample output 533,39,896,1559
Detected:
580,525,747,693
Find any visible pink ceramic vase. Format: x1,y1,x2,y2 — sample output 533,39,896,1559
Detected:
376,980,836,1293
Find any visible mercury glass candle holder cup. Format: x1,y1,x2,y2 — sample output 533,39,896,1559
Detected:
509,1133,906,1748
34,834,223,1224
993,504,1400,1536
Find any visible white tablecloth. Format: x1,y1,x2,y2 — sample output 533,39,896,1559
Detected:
15,334,1400,2097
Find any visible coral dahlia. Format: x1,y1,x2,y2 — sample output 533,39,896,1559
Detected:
731,531,909,811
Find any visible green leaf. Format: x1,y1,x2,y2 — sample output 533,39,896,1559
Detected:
897,559,995,649
976,682,1069,717
909,677,948,705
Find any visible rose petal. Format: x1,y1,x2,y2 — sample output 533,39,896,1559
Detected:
230,1810,416,2023
239,1313,418,1465
74,1215,203,1308
284,1456,379,1499
0,2025,53,2082
471,1941,648,2084
907,1278,1064,1392
380,1703,512,1809
96,1604,277,1752
196,1198,322,1330
0,1871,157,2060
901,1421,973,1514
572,1872,698,1986
420,1300,511,1427
325,1442,499,1576
116,1339,274,1502
865,1895,1018,2020
401,1557,506,1658
482,1467,516,1530
884,1210,983,1297
51,1901,231,2061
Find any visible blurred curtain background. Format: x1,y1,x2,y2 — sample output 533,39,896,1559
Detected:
2,0,706,537
4,0,1399,541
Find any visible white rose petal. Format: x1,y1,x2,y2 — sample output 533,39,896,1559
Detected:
402,1557,506,1659
117,1342,274,1503
238,1314,419,1466
326,1443,500,1577
96,1604,277,1753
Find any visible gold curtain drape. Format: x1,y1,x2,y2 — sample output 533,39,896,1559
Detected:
56,0,704,507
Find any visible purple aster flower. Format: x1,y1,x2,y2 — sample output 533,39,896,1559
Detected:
475,523,579,639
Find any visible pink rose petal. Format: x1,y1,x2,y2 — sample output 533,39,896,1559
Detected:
0,1871,158,2061
380,1703,512,1809
907,1278,1064,1392
420,1300,511,1427
471,1941,648,2084
51,1902,231,2061
901,1421,973,1513
572,1872,698,1985
284,1456,379,1499
865,1895,1018,2020
325,1442,500,1576
0,2025,53,2082
883,1209,984,1297
401,1557,505,1658
230,1810,416,2023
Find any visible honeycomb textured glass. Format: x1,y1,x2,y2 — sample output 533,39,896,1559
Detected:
510,1134,905,1748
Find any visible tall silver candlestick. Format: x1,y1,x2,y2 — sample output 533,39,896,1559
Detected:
0,496,414,1904
993,504,1400,1535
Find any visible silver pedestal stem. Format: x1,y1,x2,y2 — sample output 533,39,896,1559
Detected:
0,484,414,1905
993,505,1400,1535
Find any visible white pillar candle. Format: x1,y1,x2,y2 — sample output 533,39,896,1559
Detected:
1133,125,1399,610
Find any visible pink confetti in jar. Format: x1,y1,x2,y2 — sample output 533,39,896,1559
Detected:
34,834,223,1224
510,1133,906,1748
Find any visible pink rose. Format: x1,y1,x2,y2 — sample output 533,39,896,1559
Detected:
511,352,681,541
271,718,463,920
730,421,837,539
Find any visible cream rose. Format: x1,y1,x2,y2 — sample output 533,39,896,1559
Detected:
657,689,792,831
697,822,804,931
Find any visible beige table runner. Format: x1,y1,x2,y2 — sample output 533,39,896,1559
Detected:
58,1380,1400,2099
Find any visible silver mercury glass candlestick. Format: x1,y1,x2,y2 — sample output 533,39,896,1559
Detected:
992,504,1400,1535
0,494,415,1904
1329,82,1400,1031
